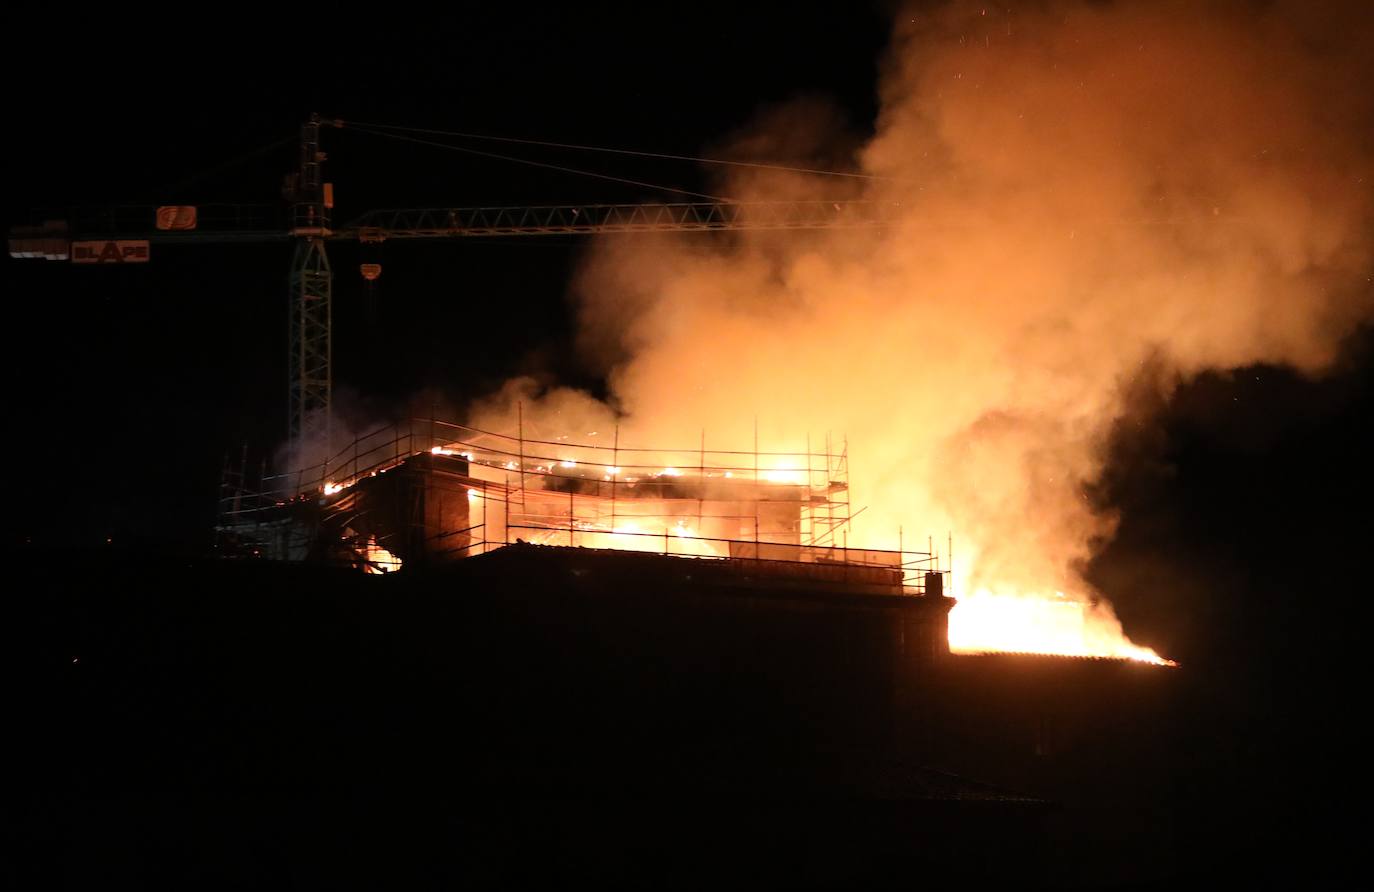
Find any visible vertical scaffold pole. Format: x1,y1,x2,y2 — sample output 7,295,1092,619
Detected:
611,425,619,534
517,401,526,515
698,429,705,533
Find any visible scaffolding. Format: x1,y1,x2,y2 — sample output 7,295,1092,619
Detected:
217,417,947,594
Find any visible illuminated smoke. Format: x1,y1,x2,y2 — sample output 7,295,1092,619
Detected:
472,1,1374,659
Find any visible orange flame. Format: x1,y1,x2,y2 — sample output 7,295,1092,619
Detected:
946,552,1172,664
360,535,402,574
948,588,1173,665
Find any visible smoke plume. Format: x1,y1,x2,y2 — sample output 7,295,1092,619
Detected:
473,1,1374,657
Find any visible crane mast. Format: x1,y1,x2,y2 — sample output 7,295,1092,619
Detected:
285,115,334,453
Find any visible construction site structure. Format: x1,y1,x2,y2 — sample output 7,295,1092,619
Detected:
218,417,946,592
217,417,955,659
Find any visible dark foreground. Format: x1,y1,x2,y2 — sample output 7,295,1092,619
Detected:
12,547,1351,888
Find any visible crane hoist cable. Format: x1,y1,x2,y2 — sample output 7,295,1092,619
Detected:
335,118,897,182
144,133,296,200
343,123,734,203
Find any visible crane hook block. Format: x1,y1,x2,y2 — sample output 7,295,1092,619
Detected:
360,263,382,281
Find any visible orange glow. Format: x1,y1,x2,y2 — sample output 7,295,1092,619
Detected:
360,535,402,574
587,518,720,557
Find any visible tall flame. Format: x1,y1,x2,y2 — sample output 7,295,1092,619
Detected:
948,588,1172,665
939,551,1173,664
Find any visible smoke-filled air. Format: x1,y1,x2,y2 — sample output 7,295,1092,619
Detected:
470,1,1374,662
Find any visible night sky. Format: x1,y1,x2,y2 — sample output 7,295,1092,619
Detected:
8,4,1373,882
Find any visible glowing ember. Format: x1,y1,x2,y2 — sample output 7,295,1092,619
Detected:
323,482,343,495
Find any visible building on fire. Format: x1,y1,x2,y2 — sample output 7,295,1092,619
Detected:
216,417,955,656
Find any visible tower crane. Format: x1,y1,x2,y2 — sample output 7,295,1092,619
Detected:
8,115,896,467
